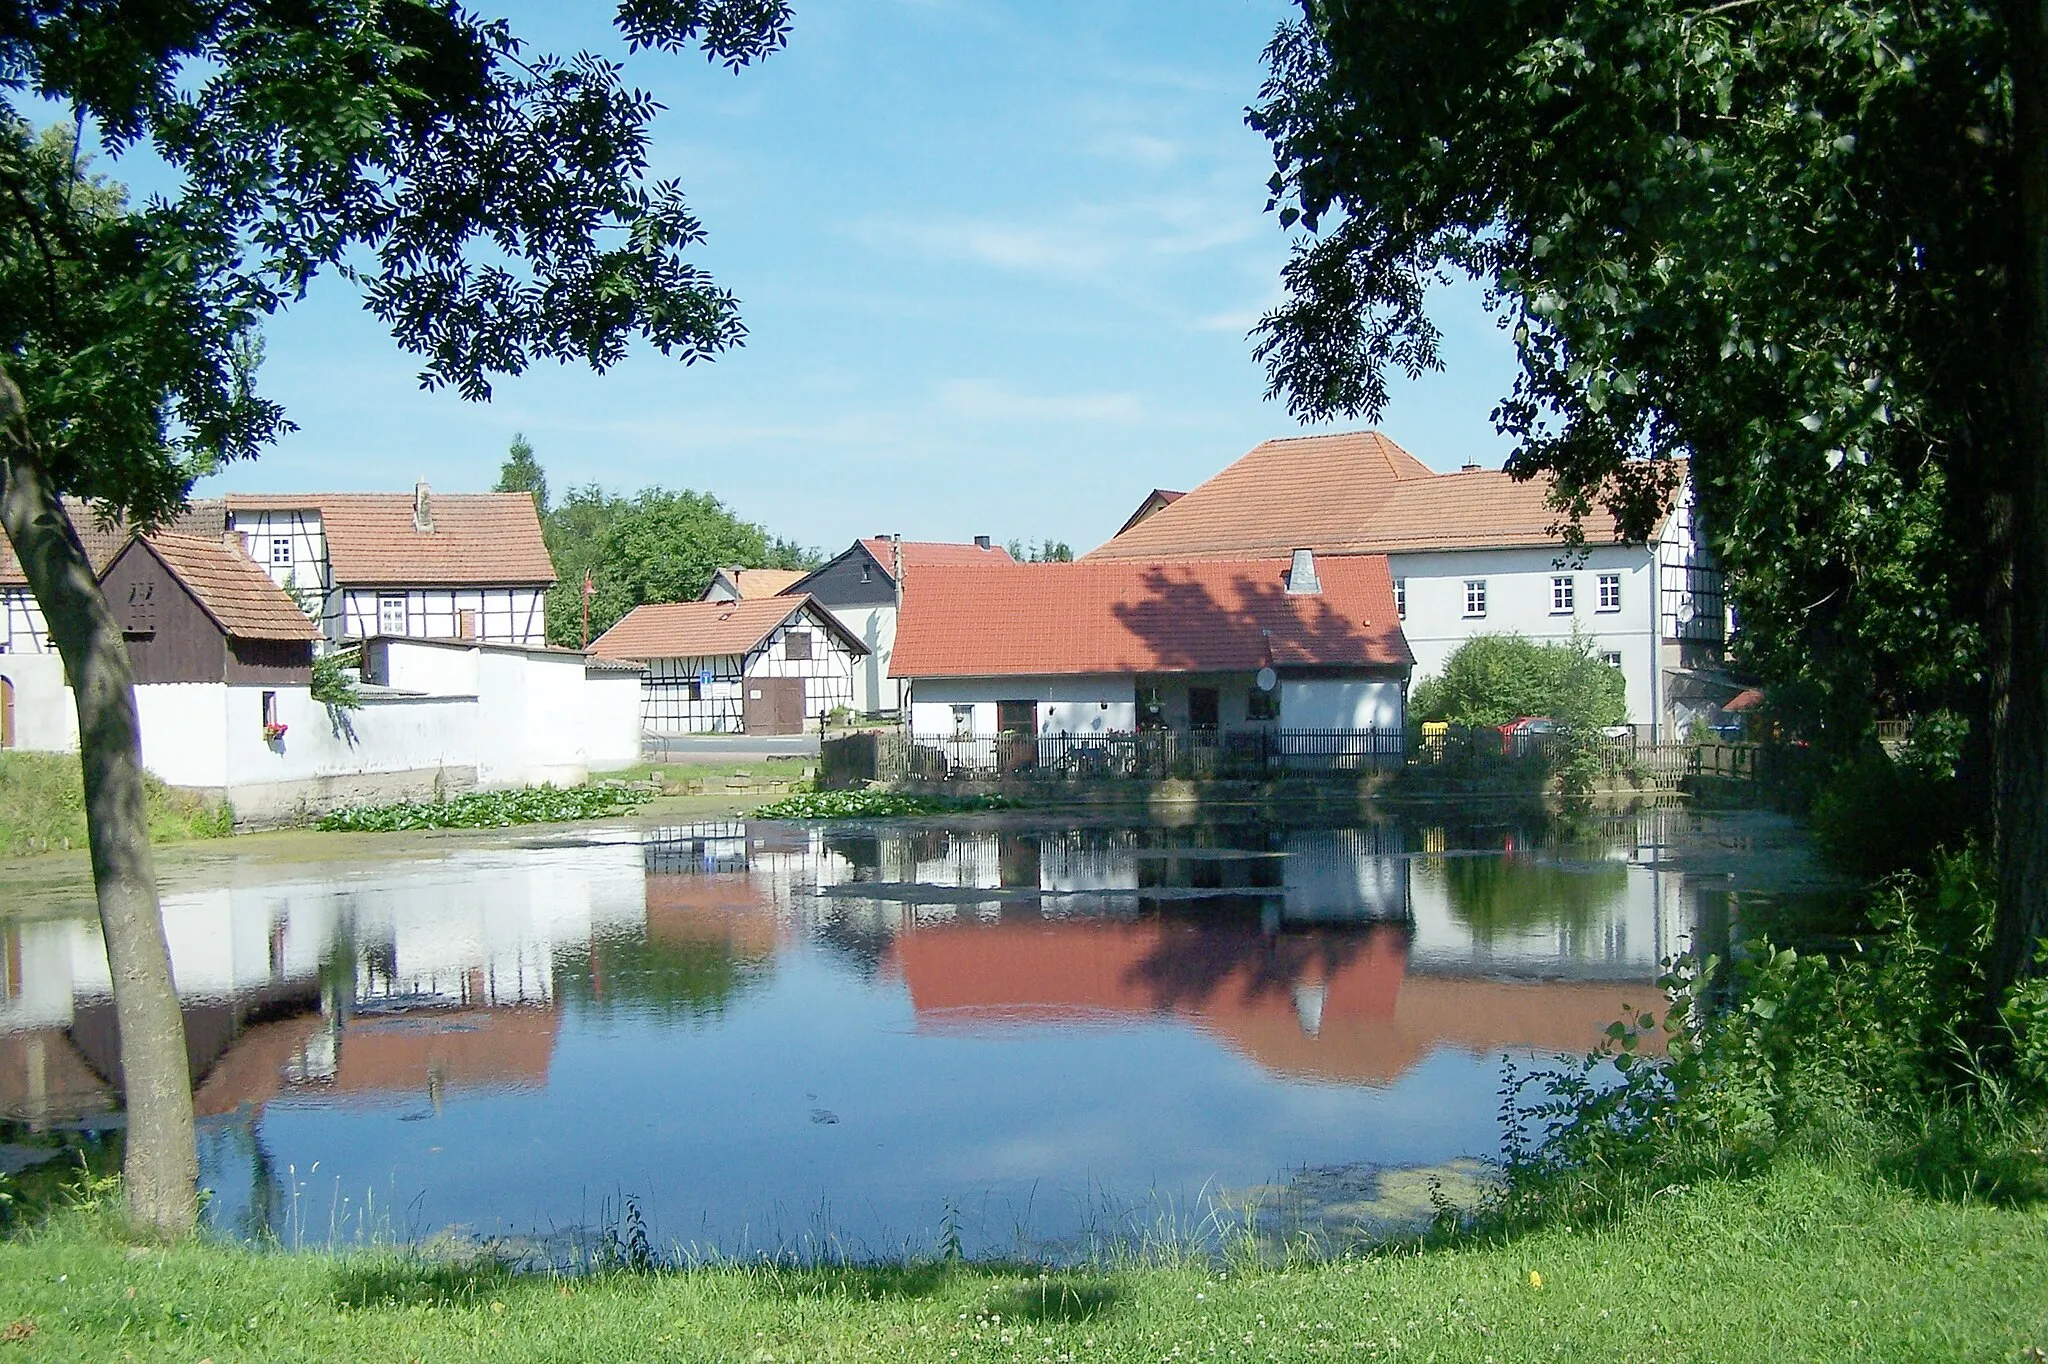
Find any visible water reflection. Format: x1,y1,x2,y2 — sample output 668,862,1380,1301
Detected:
0,809,1723,1257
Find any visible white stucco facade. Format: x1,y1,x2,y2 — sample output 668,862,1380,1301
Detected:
907,673,1404,737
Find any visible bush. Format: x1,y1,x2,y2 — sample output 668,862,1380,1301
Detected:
752,789,1018,819
316,783,651,832
1411,631,1628,732
0,751,234,856
1493,848,2048,1230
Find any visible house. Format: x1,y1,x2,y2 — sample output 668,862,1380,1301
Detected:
1085,431,1723,740
0,498,223,657
4,529,640,819
783,536,1012,716
890,552,1412,746
1114,488,1184,537
225,483,555,647
701,566,809,602
591,596,867,735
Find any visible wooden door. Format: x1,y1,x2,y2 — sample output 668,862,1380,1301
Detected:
0,676,11,749
996,700,1038,773
742,676,806,735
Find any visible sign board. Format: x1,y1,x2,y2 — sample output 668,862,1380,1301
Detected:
698,669,714,689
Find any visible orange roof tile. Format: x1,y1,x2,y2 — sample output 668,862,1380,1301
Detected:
890,556,1411,678
0,498,223,586
590,595,866,661
1084,430,1670,560
227,492,555,586
122,534,320,642
856,538,1015,577
724,567,809,599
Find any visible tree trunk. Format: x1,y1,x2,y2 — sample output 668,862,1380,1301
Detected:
0,371,196,1238
1991,0,2048,1010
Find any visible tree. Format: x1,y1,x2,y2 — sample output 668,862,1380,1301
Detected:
496,433,548,514
1410,634,1627,731
542,481,818,646
1250,1,2048,1008
1005,538,1074,563
0,0,790,1236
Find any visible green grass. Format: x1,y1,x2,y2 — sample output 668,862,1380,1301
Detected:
314,783,653,833
753,788,1021,819
0,752,232,859
0,1162,2041,1361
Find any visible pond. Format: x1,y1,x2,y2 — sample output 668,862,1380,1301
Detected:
0,806,1800,1261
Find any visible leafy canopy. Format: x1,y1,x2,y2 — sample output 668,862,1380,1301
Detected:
1410,633,1628,731
496,433,548,514
1252,1,2008,747
1,0,791,520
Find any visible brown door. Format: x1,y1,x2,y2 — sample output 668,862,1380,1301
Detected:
0,675,11,749
742,677,807,735
996,699,1038,773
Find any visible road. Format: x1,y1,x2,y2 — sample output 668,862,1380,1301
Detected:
645,733,821,764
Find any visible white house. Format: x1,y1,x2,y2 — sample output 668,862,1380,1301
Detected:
225,484,555,648
1088,431,1726,740
891,552,1413,763
784,537,1012,716
591,595,866,735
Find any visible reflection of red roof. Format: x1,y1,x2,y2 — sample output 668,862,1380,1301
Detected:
333,1007,559,1094
888,922,1658,1085
1724,687,1766,713
0,1029,114,1121
192,1012,324,1117
646,873,781,956
891,556,1412,678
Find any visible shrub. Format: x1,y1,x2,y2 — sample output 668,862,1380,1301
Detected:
1411,631,1627,732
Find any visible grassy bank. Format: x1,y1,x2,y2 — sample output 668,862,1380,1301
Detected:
0,752,231,859
0,1162,2040,1361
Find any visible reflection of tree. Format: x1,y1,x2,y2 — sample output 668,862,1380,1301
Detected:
1431,856,1629,943
552,931,770,1020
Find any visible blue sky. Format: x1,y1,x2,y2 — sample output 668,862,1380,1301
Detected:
182,0,1519,554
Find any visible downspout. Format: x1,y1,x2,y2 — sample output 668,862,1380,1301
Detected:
1648,533,1663,745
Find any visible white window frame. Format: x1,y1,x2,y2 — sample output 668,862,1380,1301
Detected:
950,704,974,739
1600,651,1624,669
1393,578,1406,620
377,594,408,636
1597,572,1622,612
1463,579,1487,618
269,536,293,567
1551,575,1575,614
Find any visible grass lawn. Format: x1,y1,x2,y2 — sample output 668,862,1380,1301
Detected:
0,1162,2041,1361
0,752,231,859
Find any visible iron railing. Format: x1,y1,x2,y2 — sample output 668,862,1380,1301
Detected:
886,727,1407,781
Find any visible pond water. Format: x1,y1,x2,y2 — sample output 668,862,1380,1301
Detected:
0,807,1772,1260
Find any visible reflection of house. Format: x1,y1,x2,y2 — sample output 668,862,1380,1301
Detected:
891,553,1412,740
593,597,866,735
226,485,555,647
1087,431,1724,739
888,921,1658,1085
785,537,1014,716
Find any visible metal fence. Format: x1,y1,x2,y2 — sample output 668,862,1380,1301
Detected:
878,727,1408,782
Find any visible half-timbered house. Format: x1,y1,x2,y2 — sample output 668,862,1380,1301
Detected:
226,483,555,647
591,596,866,735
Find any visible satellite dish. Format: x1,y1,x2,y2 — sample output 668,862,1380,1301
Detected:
1256,667,1277,692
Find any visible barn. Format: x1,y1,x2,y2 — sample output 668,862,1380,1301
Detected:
590,596,866,735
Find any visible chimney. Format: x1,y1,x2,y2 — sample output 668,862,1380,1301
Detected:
1460,462,1482,473
1286,547,1321,595
974,535,991,551
413,479,433,533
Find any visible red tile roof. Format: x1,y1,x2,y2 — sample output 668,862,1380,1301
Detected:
890,556,1411,678
0,499,224,586
857,538,1015,577
125,534,321,642
590,595,866,661
227,492,556,586
1084,430,1670,560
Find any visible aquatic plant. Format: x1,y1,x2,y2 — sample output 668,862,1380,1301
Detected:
752,789,1019,819
315,784,651,833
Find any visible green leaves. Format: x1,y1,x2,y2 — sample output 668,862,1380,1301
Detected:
315,783,652,833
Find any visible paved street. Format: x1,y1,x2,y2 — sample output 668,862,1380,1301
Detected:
645,733,821,764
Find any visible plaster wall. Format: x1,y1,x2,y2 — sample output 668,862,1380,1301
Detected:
908,675,1138,737
1279,678,1406,730
0,652,78,751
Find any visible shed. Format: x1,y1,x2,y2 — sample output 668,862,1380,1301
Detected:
591,595,867,735
99,533,319,685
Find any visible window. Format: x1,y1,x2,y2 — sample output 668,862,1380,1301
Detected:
124,581,156,635
1463,579,1488,617
1601,651,1624,669
1551,576,1575,613
784,630,813,662
269,536,293,567
377,594,407,636
950,704,974,739
1393,578,1406,619
859,562,873,583
1188,687,1220,731
1598,573,1622,612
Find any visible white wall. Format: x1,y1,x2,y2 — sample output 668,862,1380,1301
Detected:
908,676,1138,737
340,586,546,647
1,586,51,655
583,671,644,771
1279,678,1405,730
832,603,899,715
1389,543,1658,726
0,652,78,751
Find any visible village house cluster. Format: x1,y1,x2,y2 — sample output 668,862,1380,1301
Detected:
0,429,1731,815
